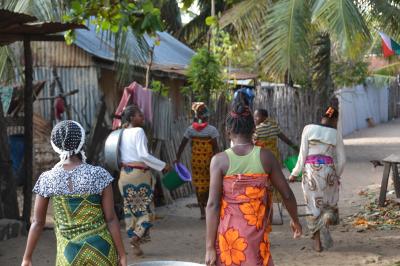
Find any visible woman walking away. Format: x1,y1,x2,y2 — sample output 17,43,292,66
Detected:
253,108,299,162
22,120,126,266
119,104,169,256
176,102,219,219
205,101,302,266
289,106,345,252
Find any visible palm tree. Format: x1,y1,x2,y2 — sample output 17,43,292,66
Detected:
177,0,241,47
220,0,387,86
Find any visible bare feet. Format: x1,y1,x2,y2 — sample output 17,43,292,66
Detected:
200,205,206,220
312,231,323,252
130,237,144,256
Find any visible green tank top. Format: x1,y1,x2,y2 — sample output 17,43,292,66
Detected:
225,146,265,175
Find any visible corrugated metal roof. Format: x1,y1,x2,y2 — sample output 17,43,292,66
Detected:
30,41,93,67
73,24,195,68
0,9,86,46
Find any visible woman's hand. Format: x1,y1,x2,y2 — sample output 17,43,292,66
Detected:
290,220,302,239
205,247,217,266
288,175,297,182
21,258,32,266
162,164,171,174
291,145,300,152
119,254,127,266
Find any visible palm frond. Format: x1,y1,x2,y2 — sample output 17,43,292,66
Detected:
312,0,370,58
178,10,209,47
114,29,149,87
372,61,400,77
219,0,270,43
365,0,400,40
159,0,182,35
258,0,311,82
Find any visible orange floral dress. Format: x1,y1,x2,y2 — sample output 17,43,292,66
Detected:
216,174,273,266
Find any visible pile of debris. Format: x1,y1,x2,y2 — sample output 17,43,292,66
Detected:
344,190,400,230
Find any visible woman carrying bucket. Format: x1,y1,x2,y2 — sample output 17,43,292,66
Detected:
289,106,345,252
119,105,170,256
176,102,219,219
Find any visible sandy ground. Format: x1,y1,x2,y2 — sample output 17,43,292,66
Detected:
2,119,400,266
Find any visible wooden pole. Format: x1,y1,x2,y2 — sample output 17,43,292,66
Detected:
0,100,19,219
22,37,33,228
145,45,155,89
49,79,56,124
52,67,71,119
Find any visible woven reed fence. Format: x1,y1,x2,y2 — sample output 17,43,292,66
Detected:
388,80,400,120
254,85,325,162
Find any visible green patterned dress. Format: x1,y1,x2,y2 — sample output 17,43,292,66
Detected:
33,164,118,266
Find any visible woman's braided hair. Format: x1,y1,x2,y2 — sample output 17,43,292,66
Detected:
122,104,141,125
226,98,255,135
255,108,268,118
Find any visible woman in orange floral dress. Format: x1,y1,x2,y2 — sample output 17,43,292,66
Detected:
205,101,302,266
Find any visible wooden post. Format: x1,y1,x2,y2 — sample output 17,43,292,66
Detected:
52,67,71,119
379,162,391,207
49,79,56,124
86,99,107,164
0,100,19,219
145,45,155,89
392,163,400,198
22,37,33,228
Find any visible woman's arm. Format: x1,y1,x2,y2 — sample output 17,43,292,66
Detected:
175,137,189,162
263,150,302,238
290,126,309,180
335,131,346,176
136,128,166,171
22,195,49,265
211,138,219,155
278,132,299,152
101,185,127,266
205,153,225,266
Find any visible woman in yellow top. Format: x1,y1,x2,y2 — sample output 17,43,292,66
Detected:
176,103,219,219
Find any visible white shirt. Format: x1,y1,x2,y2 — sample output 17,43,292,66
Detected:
119,127,166,171
291,124,346,177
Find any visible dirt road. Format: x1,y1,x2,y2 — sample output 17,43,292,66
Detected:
1,120,400,266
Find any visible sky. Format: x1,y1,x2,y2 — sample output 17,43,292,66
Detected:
179,0,200,24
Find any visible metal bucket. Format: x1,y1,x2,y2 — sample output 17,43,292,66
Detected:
104,129,124,172
130,262,205,266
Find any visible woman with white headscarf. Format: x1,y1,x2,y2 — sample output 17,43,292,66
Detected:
22,120,126,266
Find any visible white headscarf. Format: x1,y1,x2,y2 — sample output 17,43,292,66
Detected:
50,120,87,164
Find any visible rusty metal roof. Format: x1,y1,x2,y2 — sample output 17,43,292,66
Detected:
0,22,85,35
0,9,36,28
0,9,86,46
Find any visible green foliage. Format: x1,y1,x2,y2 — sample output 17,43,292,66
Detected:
63,0,163,43
211,28,235,66
331,60,369,87
150,80,169,97
187,48,224,102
